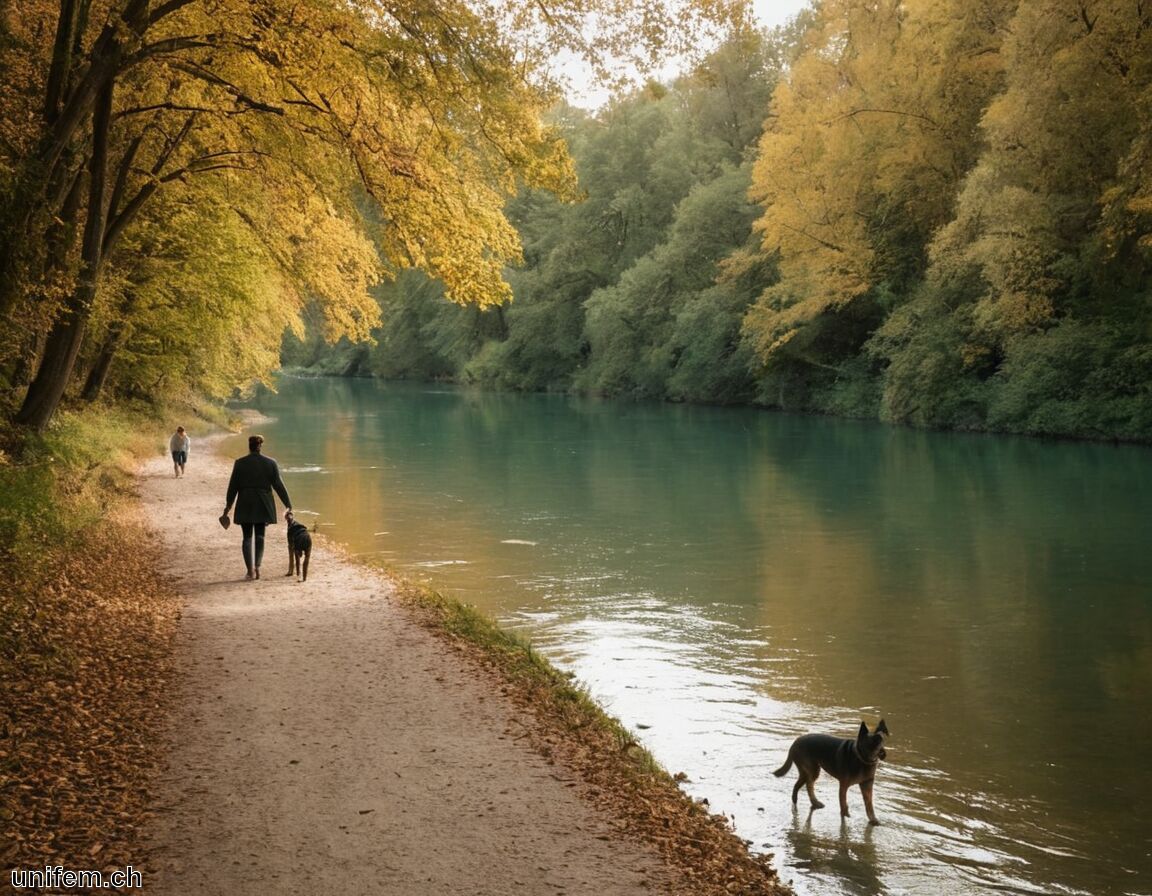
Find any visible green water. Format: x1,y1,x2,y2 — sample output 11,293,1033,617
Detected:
230,376,1152,896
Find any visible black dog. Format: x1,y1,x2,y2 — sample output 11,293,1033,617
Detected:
284,511,312,582
774,719,889,824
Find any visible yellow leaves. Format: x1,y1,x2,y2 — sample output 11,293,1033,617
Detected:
977,291,1055,335
379,170,523,307
281,194,384,343
743,0,1017,367
958,340,992,371
753,12,896,233
111,0,587,317
914,0,1152,353
4,0,745,410
746,1,889,360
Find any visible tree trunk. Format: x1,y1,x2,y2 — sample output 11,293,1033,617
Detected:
14,311,91,430
80,332,118,401
9,331,49,389
81,289,137,401
0,0,149,325
15,77,115,431
0,24,115,325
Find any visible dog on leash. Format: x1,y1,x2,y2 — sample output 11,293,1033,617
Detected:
284,511,312,582
774,719,889,824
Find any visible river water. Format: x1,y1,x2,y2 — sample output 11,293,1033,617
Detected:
228,376,1152,896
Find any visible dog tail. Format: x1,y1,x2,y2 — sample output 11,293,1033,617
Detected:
772,755,793,778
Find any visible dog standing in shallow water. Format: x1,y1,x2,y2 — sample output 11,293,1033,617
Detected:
774,719,889,824
284,511,312,582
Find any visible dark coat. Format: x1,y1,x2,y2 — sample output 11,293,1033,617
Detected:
226,451,291,524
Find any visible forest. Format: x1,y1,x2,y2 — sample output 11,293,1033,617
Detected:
3,1,1152,441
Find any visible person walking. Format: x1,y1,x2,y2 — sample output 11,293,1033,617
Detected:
169,426,190,477
223,434,292,580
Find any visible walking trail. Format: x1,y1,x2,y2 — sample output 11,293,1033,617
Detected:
138,434,676,895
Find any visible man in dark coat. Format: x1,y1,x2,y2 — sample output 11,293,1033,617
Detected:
223,434,293,580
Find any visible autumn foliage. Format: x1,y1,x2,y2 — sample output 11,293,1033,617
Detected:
0,0,746,431
296,1,1152,442
0,412,181,876
0,517,178,874
742,0,1152,437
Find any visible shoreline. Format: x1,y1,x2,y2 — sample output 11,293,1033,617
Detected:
137,432,789,894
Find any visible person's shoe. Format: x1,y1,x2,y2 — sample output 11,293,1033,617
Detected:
255,567,261,580
245,571,254,581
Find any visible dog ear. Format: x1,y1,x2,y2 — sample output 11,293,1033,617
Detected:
857,721,869,740
876,719,889,737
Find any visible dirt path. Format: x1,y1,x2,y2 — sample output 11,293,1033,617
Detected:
139,435,674,895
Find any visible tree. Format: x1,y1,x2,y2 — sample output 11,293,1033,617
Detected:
324,24,790,400
466,29,784,398
580,163,763,397
76,164,384,401
464,93,684,392
1,0,742,429
743,0,1014,405
874,0,1152,436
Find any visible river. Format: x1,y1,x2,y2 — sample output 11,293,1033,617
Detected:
227,375,1152,896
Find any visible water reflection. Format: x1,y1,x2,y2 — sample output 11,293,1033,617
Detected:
232,377,1152,896
785,819,885,895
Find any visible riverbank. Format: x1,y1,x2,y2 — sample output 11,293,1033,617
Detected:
137,432,788,894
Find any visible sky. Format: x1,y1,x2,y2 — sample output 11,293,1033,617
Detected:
751,0,812,29
563,0,813,109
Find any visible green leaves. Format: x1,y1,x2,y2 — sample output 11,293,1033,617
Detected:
4,0,738,423
359,28,786,402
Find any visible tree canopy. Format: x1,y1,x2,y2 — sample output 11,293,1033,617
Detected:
7,0,1152,443
870,0,1152,437
306,0,1151,442
290,26,792,404
0,0,747,429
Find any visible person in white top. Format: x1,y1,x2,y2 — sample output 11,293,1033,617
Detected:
169,426,190,477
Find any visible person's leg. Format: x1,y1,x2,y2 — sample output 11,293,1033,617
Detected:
253,523,267,578
172,452,180,477
241,523,255,578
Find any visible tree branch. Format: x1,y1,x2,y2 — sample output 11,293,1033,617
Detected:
778,221,845,254
167,60,287,115
107,135,143,229
285,79,330,115
103,114,197,255
45,0,81,124
115,101,220,118
826,107,939,129
125,34,228,66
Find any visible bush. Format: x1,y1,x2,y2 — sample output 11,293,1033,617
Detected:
988,320,1152,441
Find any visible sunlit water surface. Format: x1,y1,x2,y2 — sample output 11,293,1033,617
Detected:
228,377,1152,896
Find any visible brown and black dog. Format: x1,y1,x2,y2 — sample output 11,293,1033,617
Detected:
774,719,889,824
284,511,312,582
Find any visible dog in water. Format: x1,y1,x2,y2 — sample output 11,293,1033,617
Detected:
284,511,312,582
774,719,889,824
